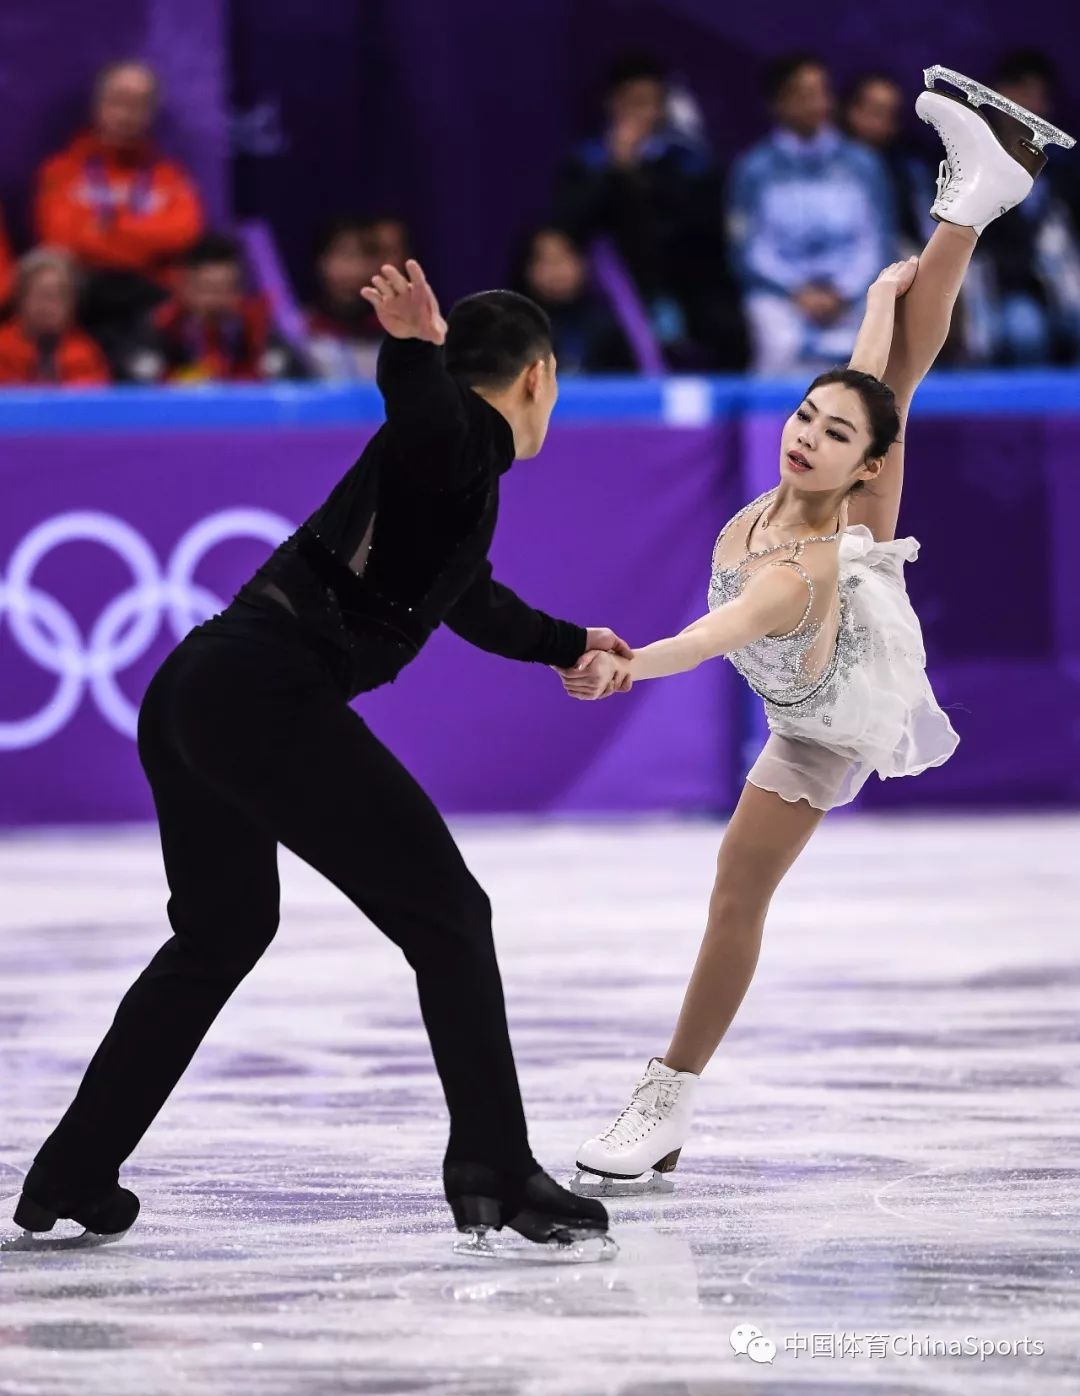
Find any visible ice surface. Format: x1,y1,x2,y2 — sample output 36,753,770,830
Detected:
1,814,1078,1394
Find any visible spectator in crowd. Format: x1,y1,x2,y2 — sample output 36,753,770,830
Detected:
966,51,1080,364
553,54,743,368
122,233,298,383
727,54,896,375
843,72,931,252
514,226,634,374
0,204,14,310
34,59,204,343
306,215,410,379
0,249,110,386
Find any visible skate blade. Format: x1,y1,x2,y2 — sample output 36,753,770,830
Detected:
0,1225,131,1253
452,1226,618,1264
924,65,1075,150
567,1168,675,1198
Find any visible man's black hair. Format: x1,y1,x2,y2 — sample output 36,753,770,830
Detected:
763,53,826,103
184,233,242,270
445,290,553,389
605,53,668,95
315,214,410,260
993,49,1057,89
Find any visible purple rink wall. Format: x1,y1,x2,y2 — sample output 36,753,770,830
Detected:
2,374,1080,826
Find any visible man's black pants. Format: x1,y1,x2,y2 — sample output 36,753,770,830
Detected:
35,611,536,1193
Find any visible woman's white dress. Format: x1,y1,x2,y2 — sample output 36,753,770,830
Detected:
709,488,958,811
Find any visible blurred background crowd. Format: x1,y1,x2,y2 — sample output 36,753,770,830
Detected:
1,45,1079,388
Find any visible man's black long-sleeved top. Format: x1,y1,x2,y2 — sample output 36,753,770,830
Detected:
234,336,587,698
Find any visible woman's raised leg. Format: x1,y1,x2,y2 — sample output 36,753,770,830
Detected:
885,222,978,396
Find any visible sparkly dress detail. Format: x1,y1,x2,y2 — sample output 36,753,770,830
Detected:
709,488,958,810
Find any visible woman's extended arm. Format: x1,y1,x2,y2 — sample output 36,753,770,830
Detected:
847,257,917,377
563,564,813,696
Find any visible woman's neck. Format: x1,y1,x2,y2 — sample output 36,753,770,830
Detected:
764,483,846,533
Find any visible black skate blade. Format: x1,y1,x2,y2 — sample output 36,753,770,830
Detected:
452,1224,618,1264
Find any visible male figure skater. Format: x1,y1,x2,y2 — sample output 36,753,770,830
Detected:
15,261,623,1254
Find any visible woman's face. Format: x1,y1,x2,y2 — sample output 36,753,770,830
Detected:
778,382,878,493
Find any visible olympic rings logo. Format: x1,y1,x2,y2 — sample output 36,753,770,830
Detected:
0,508,294,750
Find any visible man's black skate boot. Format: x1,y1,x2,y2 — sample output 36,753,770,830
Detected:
13,1162,140,1239
444,1161,610,1254
444,1162,506,1232
502,1168,609,1245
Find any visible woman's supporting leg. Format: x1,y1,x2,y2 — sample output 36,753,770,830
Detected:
663,781,825,1076
885,222,978,394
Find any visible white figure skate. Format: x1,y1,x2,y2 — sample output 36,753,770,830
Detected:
569,1057,699,1198
917,66,1075,234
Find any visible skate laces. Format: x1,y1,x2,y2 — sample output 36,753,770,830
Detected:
597,1074,682,1147
935,158,953,204
930,123,962,211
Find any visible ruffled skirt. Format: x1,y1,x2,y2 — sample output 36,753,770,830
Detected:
746,528,958,811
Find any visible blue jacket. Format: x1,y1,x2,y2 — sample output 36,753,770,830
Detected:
727,127,897,300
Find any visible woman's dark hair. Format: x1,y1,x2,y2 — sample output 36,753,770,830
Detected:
804,368,900,489
445,290,553,389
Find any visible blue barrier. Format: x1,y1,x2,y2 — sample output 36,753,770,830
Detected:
2,369,1080,434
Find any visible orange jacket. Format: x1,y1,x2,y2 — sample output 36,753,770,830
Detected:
35,131,204,277
0,320,110,386
0,205,13,309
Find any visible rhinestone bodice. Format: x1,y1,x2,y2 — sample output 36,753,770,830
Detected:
708,477,952,806
708,489,851,709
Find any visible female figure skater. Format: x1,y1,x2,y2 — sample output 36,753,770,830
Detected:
564,68,1075,1195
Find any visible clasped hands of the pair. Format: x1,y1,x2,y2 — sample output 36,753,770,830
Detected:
551,628,634,701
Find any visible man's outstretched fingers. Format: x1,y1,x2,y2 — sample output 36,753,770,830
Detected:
382,265,410,294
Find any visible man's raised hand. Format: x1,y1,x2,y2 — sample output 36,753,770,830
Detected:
360,258,447,346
